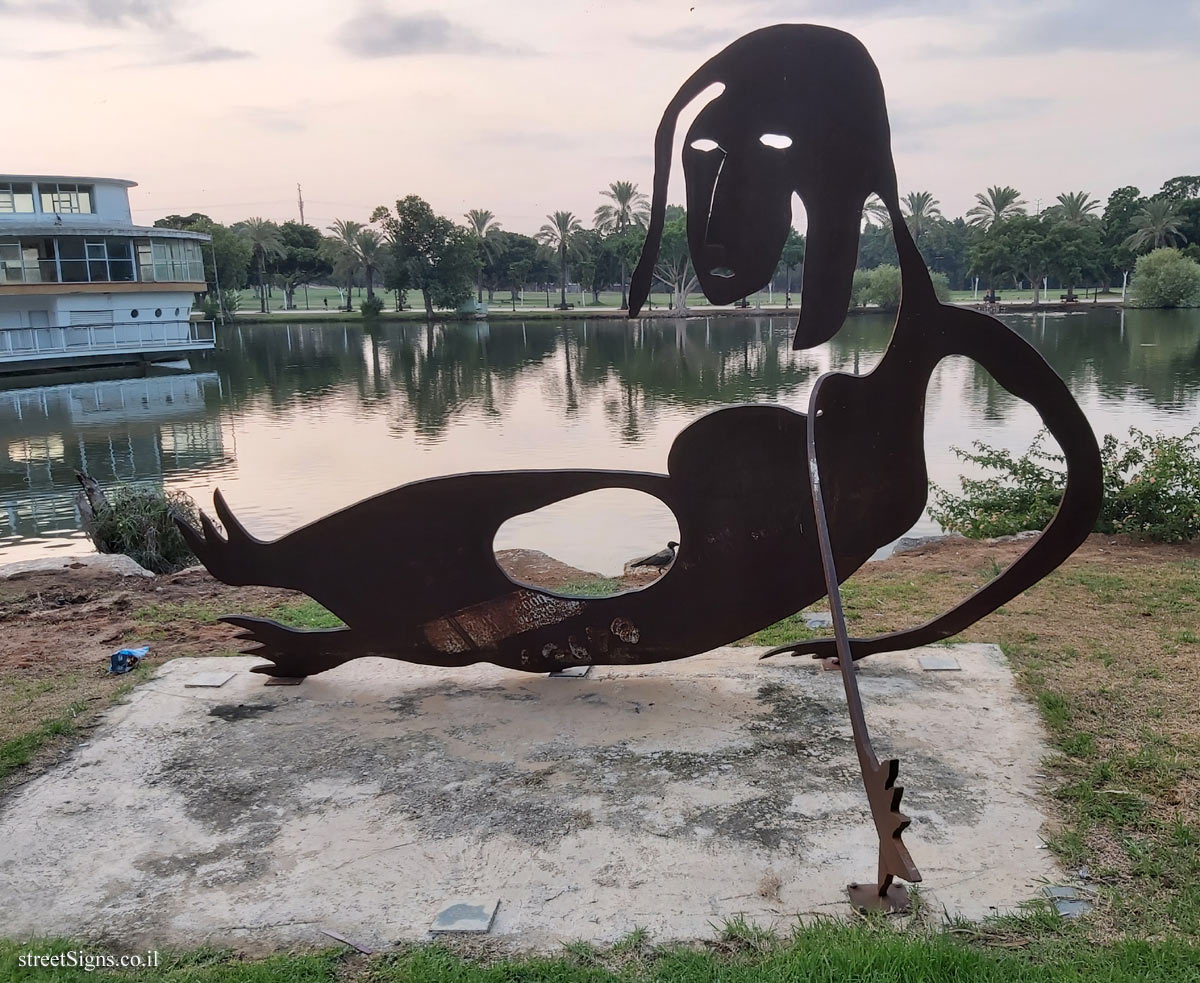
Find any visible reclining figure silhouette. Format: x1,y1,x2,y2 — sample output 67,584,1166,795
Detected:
178,24,1102,911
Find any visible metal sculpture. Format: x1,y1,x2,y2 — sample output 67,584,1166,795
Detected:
178,24,1102,912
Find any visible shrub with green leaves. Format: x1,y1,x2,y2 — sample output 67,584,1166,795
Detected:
1130,247,1200,308
866,264,902,309
930,427,1200,543
360,295,385,318
87,486,201,574
929,269,951,301
850,265,949,308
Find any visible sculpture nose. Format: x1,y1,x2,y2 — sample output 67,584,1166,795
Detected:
793,191,865,350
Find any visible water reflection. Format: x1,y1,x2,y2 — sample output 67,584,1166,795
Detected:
1,370,228,551
2,308,1198,571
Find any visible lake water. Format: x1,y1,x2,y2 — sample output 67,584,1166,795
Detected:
2,307,1198,575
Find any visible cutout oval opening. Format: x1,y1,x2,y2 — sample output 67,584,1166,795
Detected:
689,138,720,152
494,489,681,598
759,133,792,149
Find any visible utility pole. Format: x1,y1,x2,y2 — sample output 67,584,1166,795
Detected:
297,183,305,225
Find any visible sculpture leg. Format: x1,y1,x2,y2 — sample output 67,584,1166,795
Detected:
222,616,360,678
806,384,920,912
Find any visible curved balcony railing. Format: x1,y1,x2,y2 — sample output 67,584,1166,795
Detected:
0,319,215,363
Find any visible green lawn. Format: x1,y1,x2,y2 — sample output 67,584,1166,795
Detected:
224,284,801,315
3,921,1198,982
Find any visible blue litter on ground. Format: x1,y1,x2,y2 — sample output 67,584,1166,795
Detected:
109,646,149,674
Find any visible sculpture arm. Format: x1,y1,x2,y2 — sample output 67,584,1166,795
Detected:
766,310,1103,662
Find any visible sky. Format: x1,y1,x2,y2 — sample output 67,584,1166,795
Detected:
2,0,1198,235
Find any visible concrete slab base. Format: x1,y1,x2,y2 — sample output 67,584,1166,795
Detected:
0,644,1058,951
431,898,500,934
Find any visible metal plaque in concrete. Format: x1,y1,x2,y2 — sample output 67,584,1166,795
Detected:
1042,884,1094,919
918,653,961,672
263,676,305,686
183,670,236,688
431,898,499,934
804,611,833,629
549,665,592,678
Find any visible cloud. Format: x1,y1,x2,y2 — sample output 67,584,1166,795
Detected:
336,9,507,57
238,106,306,133
2,43,117,60
177,45,252,63
18,0,177,28
748,0,1200,52
890,96,1054,133
629,27,738,51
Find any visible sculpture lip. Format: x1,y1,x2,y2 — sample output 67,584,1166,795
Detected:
709,266,736,278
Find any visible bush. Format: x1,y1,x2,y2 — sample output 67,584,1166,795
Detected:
849,269,872,309
220,289,241,321
929,269,951,302
87,486,201,573
1130,248,1200,308
929,427,1200,543
848,265,946,308
360,295,385,318
866,264,902,309
199,296,220,321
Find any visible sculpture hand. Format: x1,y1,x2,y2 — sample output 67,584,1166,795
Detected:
222,615,353,678
758,635,871,662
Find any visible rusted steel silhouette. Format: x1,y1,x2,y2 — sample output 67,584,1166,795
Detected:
178,24,1102,912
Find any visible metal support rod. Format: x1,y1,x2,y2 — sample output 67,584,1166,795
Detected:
806,373,920,911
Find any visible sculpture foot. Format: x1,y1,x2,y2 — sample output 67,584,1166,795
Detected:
222,615,356,678
847,879,911,914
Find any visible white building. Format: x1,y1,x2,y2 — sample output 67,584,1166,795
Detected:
0,174,215,373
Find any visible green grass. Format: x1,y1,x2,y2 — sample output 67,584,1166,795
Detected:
558,576,628,597
3,923,1198,982
0,700,87,780
268,599,344,629
133,598,343,630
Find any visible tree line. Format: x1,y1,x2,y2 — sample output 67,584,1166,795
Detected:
156,172,1200,317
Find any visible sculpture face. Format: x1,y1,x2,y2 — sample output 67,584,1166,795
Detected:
629,24,900,349
682,98,794,306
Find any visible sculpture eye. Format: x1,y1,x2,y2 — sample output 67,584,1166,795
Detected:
759,133,792,149
689,138,720,152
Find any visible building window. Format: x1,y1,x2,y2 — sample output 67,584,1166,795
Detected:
38,183,94,215
106,238,134,281
149,238,205,281
0,240,21,282
8,238,58,283
56,237,87,282
0,182,35,214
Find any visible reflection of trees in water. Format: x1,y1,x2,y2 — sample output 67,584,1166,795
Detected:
201,310,1200,444
575,317,818,407
1002,310,1200,413
383,322,559,437
199,322,371,414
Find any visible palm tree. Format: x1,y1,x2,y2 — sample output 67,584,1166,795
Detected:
900,191,941,241
863,194,890,227
326,218,363,310
354,228,383,301
594,180,649,309
234,217,284,313
536,210,583,309
1123,199,1185,252
464,208,502,303
966,186,1027,229
1049,191,1100,226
